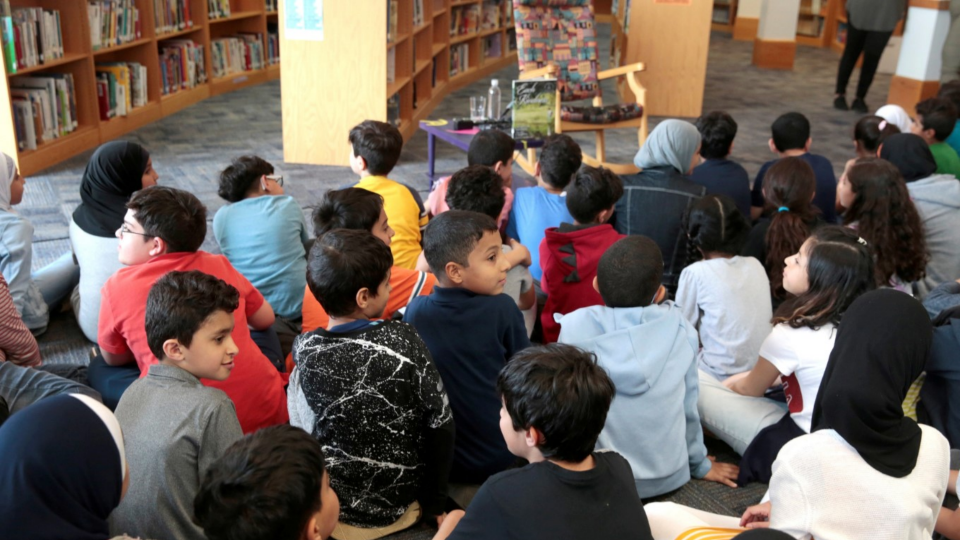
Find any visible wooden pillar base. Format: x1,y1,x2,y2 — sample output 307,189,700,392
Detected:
752,38,796,70
887,75,941,116
733,17,759,41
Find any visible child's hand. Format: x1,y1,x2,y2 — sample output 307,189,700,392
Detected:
703,456,739,488
506,239,532,268
740,501,772,528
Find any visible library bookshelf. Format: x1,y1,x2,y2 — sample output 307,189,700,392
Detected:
280,0,516,168
0,0,281,176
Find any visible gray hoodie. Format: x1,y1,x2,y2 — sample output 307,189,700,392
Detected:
908,175,960,298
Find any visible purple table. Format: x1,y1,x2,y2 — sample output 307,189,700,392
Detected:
419,119,545,189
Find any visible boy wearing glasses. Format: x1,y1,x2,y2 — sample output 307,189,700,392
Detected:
98,186,288,433
213,155,310,357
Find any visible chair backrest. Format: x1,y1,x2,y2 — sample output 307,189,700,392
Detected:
513,0,600,102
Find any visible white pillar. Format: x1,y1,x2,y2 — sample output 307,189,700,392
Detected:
752,0,801,69
733,0,763,40
888,1,952,114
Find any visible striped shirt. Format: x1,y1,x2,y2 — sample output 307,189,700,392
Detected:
0,275,40,366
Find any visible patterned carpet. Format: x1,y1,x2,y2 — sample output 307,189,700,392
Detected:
23,27,885,529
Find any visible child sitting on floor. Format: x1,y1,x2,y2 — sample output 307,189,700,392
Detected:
110,270,244,540
350,120,428,269
432,344,655,540
689,111,752,219
195,424,341,540
676,194,772,381
540,165,624,343
406,211,530,488
912,97,960,178
289,229,454,537
559,236,739,498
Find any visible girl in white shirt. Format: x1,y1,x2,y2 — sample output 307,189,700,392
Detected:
677,194,772,381
697,227,875,467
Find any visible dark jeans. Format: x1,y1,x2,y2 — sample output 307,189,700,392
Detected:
251,326,285,373
0,361,102,417
86,354,140,410
835,13,894,99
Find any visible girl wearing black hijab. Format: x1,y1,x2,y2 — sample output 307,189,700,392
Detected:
879,133,960,299
69,141,158,342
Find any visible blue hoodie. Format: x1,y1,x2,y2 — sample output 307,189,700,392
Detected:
558,301,711,498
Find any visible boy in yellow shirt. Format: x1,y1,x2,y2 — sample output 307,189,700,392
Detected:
350,120,428,269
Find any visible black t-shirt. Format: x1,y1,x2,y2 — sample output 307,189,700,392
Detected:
448,451,654,540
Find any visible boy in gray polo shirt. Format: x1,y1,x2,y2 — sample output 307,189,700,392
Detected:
109,270,244,540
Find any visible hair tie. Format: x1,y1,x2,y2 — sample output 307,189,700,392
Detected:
878,120,888,130
777,206,789,213
858,236,868,246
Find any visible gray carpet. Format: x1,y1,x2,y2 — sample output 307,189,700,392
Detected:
24,26,882,532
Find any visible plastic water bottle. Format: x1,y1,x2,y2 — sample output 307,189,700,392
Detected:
487,79,502,120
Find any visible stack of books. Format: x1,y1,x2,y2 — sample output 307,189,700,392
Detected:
481,1,499,31
208,0,230,19
211,34,265,78
154,0,193,35
9,72,78,150
450,5,479,36
159,39,206,95
96,62,148,120
88,0,141,50
0,4,64,73
449,43,469,77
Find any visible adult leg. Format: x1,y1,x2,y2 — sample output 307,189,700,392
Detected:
835,15,869,96
31,251,80,310
0,361,102,416
943,0,960,83
856,30,895,100
644,502,742,540
272,316,301,360
86,353,140,410
697,370,789,455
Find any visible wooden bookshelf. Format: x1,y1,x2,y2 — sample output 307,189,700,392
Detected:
711,0,738,32
0,0,282,176
280,0,517,167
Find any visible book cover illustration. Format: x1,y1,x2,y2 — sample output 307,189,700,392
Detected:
511,78,556,140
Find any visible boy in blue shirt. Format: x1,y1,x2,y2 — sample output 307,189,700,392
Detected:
689,111,752,219
750,112,837,223
558,237,738,498
505,134,582,281
406,211,530,486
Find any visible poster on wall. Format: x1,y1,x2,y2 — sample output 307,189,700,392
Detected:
286,0,324,41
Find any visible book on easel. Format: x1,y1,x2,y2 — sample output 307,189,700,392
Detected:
511,78,556,139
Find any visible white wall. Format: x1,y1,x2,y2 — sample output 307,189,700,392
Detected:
757,0,800,40
895,6,952,81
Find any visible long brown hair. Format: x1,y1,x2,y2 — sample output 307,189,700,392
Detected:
842,158,928,286
762,157,819,299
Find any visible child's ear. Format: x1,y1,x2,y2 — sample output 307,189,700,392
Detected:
596,206,616,224
162,338,187,362
768,138,777,154
534,161,542,179
876,143,883,157
653,284,667,305
444,262,464,285
728,140,735,156
355,287,372,309
804,137,812,152
524,426,543,448
149,236,167,257
304,512,324,540
592,275,600,293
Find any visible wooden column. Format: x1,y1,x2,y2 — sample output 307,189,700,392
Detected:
734,0,761,41
887,0,952,115
752,0,800,70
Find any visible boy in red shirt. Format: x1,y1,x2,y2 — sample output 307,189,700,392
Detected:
539,166,625,342
97,186,288,433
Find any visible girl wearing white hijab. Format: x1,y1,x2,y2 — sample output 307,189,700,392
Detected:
0,152,79,334
875,104,914,134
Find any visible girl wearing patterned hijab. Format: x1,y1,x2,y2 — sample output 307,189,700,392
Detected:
0,152,78,335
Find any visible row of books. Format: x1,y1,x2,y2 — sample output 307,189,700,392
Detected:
387,93,400,127
482,33,501,59
267,30,279,64
451,5,480,37
208,0,230,19
160,39,206,95
387,0,399,43
155,0,194,35
481,2,500,31
449,42,469,77
211,34,265,78
0,4,64,74
10,72,78,151
413,0,425,27
89,1,142,51
96,61,148,120
266,0,278,12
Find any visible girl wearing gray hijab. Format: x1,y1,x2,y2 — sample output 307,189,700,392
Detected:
613,120,706,293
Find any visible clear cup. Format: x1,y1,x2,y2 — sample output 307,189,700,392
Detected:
470,96,487,122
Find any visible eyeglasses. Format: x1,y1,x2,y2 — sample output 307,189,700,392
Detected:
264,174,284,187
118,224,154,239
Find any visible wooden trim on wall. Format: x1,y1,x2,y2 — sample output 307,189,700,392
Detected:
752,38,797,70
909,0,950,10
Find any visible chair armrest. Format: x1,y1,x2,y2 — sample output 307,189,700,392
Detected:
597,62,645,81
519,64,558,80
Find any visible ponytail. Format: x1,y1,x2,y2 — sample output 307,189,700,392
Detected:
761,157,819,299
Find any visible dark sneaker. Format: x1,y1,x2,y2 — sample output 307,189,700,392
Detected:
834,95,849,110
851,97,868,113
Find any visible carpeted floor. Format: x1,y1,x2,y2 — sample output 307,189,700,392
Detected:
23,26,889,533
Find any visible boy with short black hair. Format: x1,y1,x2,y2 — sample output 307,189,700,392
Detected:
913,97,960,177
426,129,517,228
539,165,624,343
350,120,428,269
432,344,654,540
689,111,752,218
558,237,739,498
110,270,244,540
750,112,837,222
506,134,582,281
194,424,341,540
290,229,454,536
406,211,530,486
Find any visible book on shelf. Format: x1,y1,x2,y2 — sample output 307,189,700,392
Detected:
10,72,78,149
481,1,499,31
267,23,279,64
507,28,517,52
387,0,398,43
712,6,731,24
1,1,15,74
159,39,206,95
211,34,266,78
154,0,194,35
208,0,230,19
96,62,148,120
511,78,556,140
387,93,400,127
482,34,501,59
449,42,468,77
265,0,278,12
1,5,64,72
387,47,396,83
451,5,480,36
431,57,437,87
89,1,142,51
413,0,425,27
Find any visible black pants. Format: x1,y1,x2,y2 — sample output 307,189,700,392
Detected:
835,14,893,99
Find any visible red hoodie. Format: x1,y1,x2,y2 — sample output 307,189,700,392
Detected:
539,223,624,342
